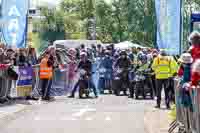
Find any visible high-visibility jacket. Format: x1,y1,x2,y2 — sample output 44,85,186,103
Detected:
152,55,178,79
40,57,53,79
168,56,178,78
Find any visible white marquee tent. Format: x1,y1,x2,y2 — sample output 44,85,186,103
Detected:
53,40,102,49
115,41,146,49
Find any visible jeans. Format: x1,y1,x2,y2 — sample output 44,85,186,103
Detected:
71,78,98,96
98,78,105,92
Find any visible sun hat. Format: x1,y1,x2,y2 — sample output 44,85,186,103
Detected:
179,53,193,64
188,31,200,45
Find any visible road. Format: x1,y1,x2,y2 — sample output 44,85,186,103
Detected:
0,95,155,133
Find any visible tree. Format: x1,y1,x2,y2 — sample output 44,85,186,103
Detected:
32,6,66,52
96,0,114,42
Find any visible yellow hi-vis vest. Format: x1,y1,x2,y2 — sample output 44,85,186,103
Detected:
151,56,177,79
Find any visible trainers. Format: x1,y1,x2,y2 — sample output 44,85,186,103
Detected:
155,105,160,109
166,105,171,110
31,97,39,101
128,96,134,99
68,95,75,98
42,96,54,101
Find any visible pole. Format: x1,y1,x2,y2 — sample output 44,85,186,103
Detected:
25,0,30,48
180,0,184,55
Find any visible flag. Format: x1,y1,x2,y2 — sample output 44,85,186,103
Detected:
1,0,29,48
155,0,181,55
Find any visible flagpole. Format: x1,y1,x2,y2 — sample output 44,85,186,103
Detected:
180,0,184,54
25,0,30,48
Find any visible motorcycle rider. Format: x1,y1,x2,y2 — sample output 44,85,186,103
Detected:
68,52,98,98
97,50,113,94
114,50,131,96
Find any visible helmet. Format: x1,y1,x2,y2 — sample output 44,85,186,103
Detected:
80,52,87,57
120,50,127,56
137,51,143,59
105,50,110,55
140,54,147,62
97,44,102,48
114,52,119,58
68,48,77,57
160,49,167,56
138,53,147,62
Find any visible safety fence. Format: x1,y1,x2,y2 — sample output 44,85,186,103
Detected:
169,78,200,133
0,62,101,99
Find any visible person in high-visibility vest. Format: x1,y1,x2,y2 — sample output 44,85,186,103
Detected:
40,51,53,101
152,50,177,109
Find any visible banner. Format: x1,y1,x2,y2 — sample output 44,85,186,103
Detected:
1,0,28,48
155,0,181,55
10,66,33,97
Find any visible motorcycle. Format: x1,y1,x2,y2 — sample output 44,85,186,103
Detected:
113,68,129,96
78,69,91,98
134,69,154,99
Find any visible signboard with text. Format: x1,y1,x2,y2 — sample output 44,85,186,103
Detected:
1,0,28,48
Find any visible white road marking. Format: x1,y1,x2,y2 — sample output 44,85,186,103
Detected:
72,106,96,117
71,118,77,121
34,116,41,120
85,117,93,121
105,116,111,121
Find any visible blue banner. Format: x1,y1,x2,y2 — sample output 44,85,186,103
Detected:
17,67,32,86
1,0,28,48
155,0,181,55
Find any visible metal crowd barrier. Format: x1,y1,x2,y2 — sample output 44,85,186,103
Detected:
0,66,11,100
169,78,200,133
0,61,104,100
0,63,81,99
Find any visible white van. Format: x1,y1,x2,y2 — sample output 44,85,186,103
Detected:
53,40,102,49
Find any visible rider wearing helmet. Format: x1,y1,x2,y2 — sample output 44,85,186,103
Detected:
114,50,131,95
97,50,113,94
115,50,131,69
68,52,98,98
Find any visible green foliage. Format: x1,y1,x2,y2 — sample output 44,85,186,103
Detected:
182,0,200,50
32,0,200,49
169,104,176,121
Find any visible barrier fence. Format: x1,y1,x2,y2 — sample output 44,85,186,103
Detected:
169,78,200,133
0,62,101,100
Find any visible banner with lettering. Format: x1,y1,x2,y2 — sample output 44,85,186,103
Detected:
10,66,32,97
1,0,28,48
155,0,181,55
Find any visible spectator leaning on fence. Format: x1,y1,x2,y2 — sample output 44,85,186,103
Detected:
40,51,54,101
188,31,200,62
177,53,193,111
27,45,38,65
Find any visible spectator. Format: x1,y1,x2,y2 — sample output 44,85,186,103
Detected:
4,49,15,65
27,46,38,65
16,48,28,67
40,51,54,101
0,48,5,64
